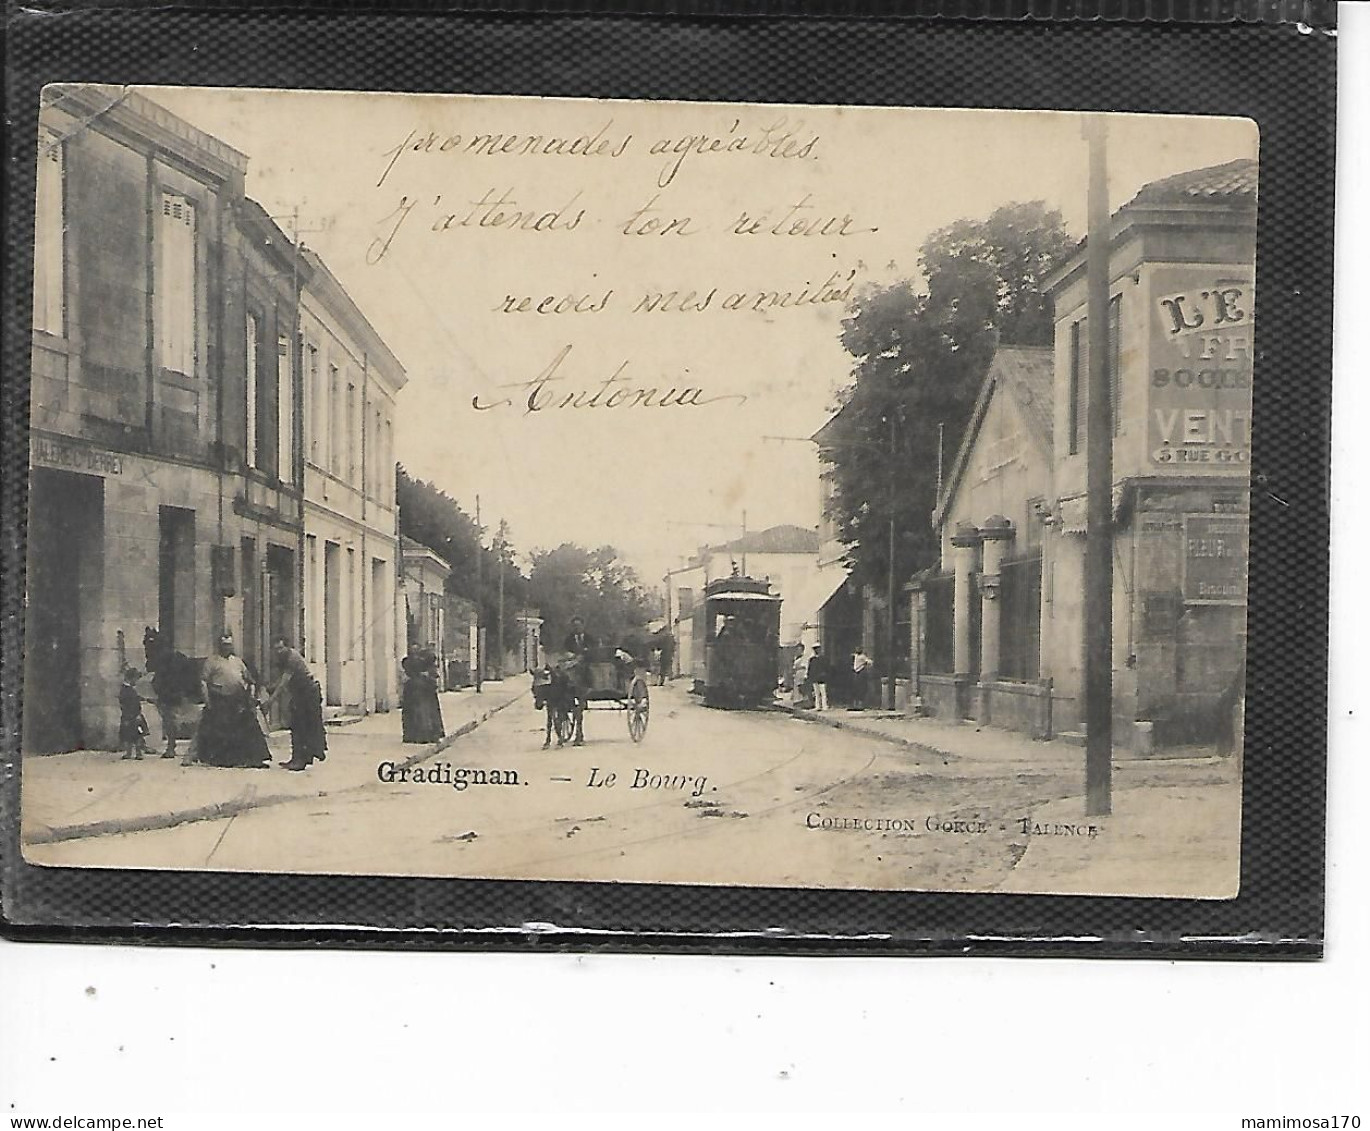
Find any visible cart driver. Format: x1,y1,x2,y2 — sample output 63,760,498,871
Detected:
564,617,596,658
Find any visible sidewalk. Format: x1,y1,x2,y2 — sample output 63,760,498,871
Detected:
776,701,1085,766
20,681,528,846
777,699,1240,898
776,701,1223,768
995,769,1242,898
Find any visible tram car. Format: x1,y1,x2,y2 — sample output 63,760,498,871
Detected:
691,575,782,708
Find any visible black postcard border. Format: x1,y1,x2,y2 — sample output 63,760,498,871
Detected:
0,5,1335,957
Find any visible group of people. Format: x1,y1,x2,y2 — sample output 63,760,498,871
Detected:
120,622,460,771
127,630,328,771
788,643,877,712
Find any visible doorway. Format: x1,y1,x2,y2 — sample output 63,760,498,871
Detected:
158,506,196,652
262,543,295,728
24,469,103,752
323,541,342,706
371,557,388,710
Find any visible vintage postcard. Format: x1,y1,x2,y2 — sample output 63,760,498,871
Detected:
18,86,1256,898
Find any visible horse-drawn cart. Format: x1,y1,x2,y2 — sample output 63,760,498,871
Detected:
580,649,651,742
534,647,651,746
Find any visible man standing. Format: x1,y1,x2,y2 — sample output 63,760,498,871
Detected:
807,645,830,712
657,632,675,686
262,637,328,771
852,645,873,711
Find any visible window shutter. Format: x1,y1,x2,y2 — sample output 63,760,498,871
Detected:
158,193,197,375
246,312,259,467
1109,294,1123,436
278,335,293,482
33,133,65,335
1069,318,1089,456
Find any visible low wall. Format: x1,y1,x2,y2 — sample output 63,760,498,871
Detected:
978,679,1053,739
919,673,973,720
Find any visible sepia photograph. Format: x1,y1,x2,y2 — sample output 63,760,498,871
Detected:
18,85,1257,898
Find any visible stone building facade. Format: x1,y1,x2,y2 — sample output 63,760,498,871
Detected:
912,159,1255,751
25,87,311,750
299,250,405,717
24,86,408,750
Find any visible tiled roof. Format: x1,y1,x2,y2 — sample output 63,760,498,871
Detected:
1128,158,1258,207
932,345,1054,528
1050,158,1258,291
994,346,1055,447
711,524,822,556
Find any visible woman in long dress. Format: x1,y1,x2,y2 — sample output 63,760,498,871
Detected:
195,632,271,769
401,651,445,743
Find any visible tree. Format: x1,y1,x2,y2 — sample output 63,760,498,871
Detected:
527,543,653,653
824,202,1074,589
920,200,1074,349
396,468,529,658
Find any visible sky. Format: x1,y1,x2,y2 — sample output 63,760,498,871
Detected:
134,86,1258,585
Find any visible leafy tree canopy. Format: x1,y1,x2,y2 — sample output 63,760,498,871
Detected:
397,470,652,661
825,201,1074,588
396,468,528,656
527,543,654,655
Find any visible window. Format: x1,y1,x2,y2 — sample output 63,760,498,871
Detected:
306,345,321,465
305,534,318,664
1068,299,1123,455
329,364,342,476
246,312,260,467
372,405,383,500
33,131,64,335
382,416,394,505
277,335,294,482
158,192,197,375
347,547,357,659
346,381,357,484
1069,317,1087,456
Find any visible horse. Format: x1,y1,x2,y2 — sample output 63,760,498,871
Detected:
531,658,585,749
142,626,206,759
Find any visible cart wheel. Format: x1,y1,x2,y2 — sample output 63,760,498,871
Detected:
555,711,575,743
627,679,650,743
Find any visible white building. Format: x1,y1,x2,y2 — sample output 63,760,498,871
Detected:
298,249,406,716
664,524,831,680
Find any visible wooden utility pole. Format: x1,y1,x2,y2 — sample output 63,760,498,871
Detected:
1083,114,1114,817
474,494,483,694
886,414,898,710
496,520,507,681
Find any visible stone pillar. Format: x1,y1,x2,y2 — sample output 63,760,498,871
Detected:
905,574,931,715
978,515,1014,682
950,522,981,677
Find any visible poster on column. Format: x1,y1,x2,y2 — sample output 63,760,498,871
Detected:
15,84,1261,905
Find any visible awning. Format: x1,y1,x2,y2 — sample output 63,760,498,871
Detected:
1057,485,1131,534
814,566,854,614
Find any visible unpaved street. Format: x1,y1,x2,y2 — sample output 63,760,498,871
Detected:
29,684,1238,895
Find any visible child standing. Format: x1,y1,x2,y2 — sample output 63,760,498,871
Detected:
119,666,151,760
